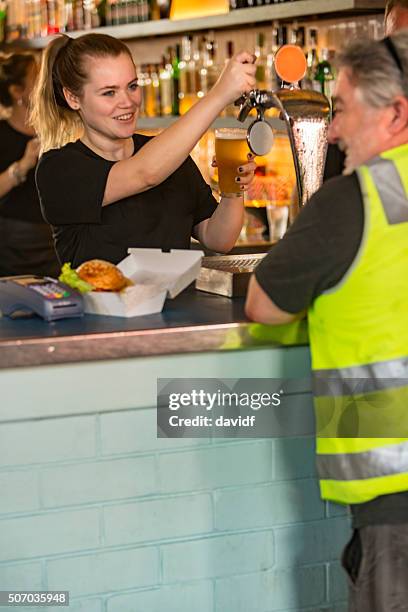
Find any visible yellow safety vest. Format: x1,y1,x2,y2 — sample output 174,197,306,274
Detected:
308,144,408,505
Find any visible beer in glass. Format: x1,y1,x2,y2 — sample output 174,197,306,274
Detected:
215,128,250,197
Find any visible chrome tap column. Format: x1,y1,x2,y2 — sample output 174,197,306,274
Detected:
237,89,331,211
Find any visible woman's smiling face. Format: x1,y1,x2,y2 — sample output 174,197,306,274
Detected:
75,52,142,141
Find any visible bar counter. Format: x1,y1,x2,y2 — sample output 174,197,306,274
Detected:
0,288,308,370
0,289,349,612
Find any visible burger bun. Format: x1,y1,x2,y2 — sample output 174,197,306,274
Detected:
77,259,131,292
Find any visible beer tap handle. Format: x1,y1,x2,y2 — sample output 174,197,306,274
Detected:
234,89,280,122
235,89,258,123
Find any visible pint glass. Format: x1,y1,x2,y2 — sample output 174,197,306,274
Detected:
214,128,250,197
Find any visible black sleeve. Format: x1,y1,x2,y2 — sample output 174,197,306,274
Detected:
186,157,218,226
255,173,364,314
35,147,112,225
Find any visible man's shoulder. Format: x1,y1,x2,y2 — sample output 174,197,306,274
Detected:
313,172,361,207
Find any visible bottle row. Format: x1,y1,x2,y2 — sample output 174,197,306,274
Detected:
137,28,337,119
3,0,171,41
230,0,302,7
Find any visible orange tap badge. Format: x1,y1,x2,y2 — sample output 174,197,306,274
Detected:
274,44,307,84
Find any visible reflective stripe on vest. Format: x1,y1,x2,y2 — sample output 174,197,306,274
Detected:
313,355,408,396
366,156,408,225
317,441,408,480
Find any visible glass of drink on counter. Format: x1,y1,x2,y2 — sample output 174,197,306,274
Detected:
214,128,250,197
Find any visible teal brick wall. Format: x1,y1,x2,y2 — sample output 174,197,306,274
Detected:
0,347,349,612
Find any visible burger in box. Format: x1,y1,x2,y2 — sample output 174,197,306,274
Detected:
58,249,204,317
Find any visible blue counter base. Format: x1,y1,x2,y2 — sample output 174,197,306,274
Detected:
0,345,349,611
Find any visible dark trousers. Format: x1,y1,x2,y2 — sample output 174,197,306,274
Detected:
342,525,408,611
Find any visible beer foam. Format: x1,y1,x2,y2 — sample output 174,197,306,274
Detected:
216,129,247,140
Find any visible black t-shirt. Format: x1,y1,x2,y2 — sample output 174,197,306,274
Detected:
36,134,217,266
0,120,44,223
255,173,364,313
255,172,408,526
323,143,346,181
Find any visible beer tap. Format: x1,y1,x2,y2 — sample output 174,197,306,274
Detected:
235,87,331,211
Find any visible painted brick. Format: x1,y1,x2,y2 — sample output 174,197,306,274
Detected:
57,600,102,612
162,531,274,582
104,494,213,546
273,437,316,480
274,517,350,567
158,442,272,494
106,581,213,612
0,471,39,514
0,509,99,562
40,456,157,507
326,501,350,518
0,417,96,468
100,409,210,456
215,566,326,612
328,561,348,603
0,598,103,612
0,562,42,590
215,480,325,531
274,605,347,612
47,548,158,597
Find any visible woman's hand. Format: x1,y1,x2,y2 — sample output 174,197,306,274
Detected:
234,152,257,193
212,52,257,107
212,151,257,195
20,138,40,174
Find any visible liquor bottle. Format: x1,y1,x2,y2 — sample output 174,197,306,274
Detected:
149,0,160,19
0,0,6,43
203,39,220,92
223,40,236,117
143,65,156,117
171,44,181,116
277,24,288,47
137,65,148,117
179,35,198,115
314,48,335,100
83,0,93,28
137,0,148,21
192,35,204,98
47,0,59,33
266,23,279,92
255,31,269,89
156,0,170,17
303,28,319,90
159,54,173,116
295,25,306,49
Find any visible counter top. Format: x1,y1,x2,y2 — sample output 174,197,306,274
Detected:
0,288,308,369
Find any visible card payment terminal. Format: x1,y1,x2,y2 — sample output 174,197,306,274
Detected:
0,276,84,321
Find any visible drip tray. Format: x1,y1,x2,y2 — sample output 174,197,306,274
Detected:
195,253,266,297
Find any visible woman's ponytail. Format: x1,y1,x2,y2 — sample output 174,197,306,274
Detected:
30,35,83,153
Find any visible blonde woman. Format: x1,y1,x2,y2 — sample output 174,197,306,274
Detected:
32,34,257,267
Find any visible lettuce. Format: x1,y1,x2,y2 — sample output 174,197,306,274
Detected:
58,263,94,293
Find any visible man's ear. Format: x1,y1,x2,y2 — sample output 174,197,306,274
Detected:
63,87,80,111
389,95,408,135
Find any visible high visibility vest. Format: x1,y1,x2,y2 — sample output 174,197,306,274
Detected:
308,144,408,505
